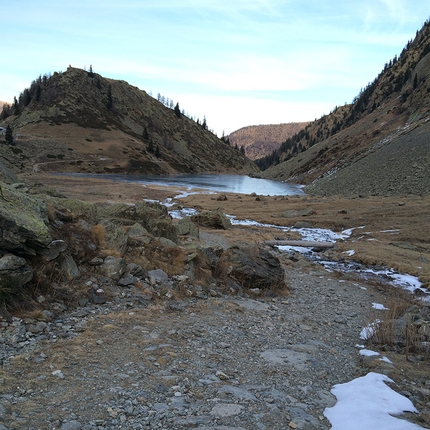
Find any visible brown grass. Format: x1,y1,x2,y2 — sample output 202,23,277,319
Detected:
365,292,430,359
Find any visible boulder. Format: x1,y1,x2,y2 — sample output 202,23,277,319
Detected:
61,254,81,281
176,216,199,238
148,269,169,286
191,211,232,230
100,256,127,281
44,240,67,261
127,223,151,246
0,181,52,254
0,253,33,299
215,245,285,290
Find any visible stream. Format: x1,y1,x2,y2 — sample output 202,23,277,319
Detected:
157,193,429,300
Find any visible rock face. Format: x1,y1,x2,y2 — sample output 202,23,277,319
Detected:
216,245,285,290
0,253,33,299
0,181,52,254
191,211,232,230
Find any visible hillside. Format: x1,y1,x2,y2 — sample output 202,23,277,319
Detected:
0,67,258,176
227,122,308,160
259,19,430,196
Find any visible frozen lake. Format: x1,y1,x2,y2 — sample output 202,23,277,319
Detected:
64,173,305,196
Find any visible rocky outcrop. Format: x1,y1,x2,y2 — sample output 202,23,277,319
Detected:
0,181,52,254
0,160,19,184
0,254,33,300
191,211,232,230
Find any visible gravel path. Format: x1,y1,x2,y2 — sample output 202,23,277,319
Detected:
1,259,405,430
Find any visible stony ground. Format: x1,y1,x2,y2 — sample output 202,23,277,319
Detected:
1,254,429,430
1,177,430,429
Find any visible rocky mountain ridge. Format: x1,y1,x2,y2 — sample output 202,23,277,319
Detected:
227,122,308,160
259,18,430,196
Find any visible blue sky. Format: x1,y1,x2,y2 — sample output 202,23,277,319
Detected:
2,1,429,135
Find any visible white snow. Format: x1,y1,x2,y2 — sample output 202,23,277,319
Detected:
359,349,380,357
360,320,381,340
344,249,355,256
324,372,423,430
372,303,389,310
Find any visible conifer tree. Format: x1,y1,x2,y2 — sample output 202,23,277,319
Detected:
174,102,181,118
5,124,14,145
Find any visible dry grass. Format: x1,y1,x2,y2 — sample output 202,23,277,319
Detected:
364,292,430,360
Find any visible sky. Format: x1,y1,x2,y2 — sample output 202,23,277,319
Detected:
1,1,429,135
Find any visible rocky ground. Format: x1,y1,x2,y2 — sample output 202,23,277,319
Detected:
3,258,428,430
1,177,430,430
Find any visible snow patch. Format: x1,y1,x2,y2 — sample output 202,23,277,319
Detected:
324,372,422,430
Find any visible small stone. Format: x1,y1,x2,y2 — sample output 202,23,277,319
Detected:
216,370,230,380
289,421,298,429
52,370,64,379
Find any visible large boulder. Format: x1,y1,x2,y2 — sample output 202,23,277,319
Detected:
0,182,52,254
191,211,232,230
215,245,285,290
177,216,199,238
0,253,33,299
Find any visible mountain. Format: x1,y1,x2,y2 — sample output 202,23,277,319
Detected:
259,19,430,196
0,67,258,176
227,122,309,160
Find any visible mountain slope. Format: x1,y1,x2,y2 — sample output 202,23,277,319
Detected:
0,67,258,176
260,19,430,196
227,122,308,160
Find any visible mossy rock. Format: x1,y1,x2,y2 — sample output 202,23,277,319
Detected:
0,182,52,253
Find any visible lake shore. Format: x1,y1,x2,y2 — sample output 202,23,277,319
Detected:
26,172,430,287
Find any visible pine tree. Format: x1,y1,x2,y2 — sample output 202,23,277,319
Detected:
154,145,161,158
5,124,14,145
174,102,181,118
142,126,149,140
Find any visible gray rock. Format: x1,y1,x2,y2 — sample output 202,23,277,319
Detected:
118,276,137,286
0,181,51,254
191,211,232,230
0,254,33,297
100,256,126,281
210,403,244,417
124,262,145,278
218,385,257,400
127,222,150,245
44,239,67,261
158,237,177,247
176,216,199,238
215,245,285,290
61,254,81,281
148,269,169,285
